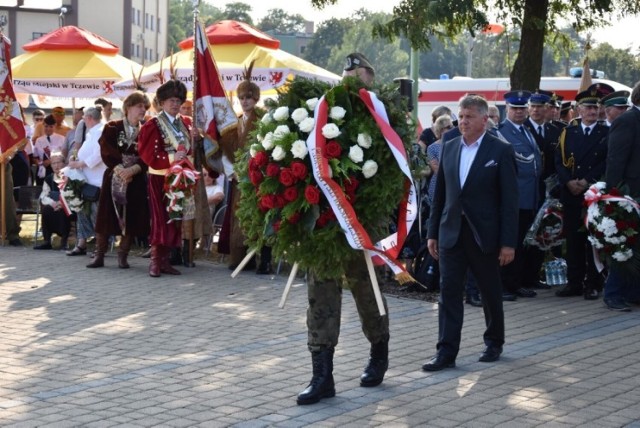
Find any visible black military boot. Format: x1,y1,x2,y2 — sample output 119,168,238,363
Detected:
360,340,388,387
296,348,335,405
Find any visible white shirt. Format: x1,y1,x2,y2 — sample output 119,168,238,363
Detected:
459,133,484,187
77,122,106,187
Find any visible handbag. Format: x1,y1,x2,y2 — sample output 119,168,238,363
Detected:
81,183,101,202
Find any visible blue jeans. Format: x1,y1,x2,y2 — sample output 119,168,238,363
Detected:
604,267,640,303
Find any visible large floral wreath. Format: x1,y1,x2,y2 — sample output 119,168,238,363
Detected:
584,182,640,277
236,77,415,280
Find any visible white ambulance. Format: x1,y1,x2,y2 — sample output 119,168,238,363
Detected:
417,76,632,127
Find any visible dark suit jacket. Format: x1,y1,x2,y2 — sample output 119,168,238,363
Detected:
428,132,519,253
605,107,640,197
524,119,562,178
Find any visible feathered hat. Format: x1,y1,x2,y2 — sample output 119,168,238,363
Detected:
236,59,260,101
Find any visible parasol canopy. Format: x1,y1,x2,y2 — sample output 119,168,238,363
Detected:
11,25,142,98
115,20,340,95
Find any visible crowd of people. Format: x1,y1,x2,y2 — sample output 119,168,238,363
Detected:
2,52,639,406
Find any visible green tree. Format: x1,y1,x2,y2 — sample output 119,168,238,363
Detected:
303,18,353,69
258,8,306,34
326,11,409,83
311,0,640,91
590,43,640,86
222,2,253,25
167,0,223,52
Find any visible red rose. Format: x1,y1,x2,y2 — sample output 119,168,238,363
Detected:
248,157,258,171
290,161,308,180
279,168,295,186
266,163,280,177
288,212,301,224
627,235,637,245
616,220,627,231
259,194,279,210
604,204,614,215
249,170,264,186
254,151,268,167
283,186,299,202
344,176,359,193
325,141,342,159
276,195,286,208
316,209,336,228
258,196,271,212
609,187,622,197
305,184,320,204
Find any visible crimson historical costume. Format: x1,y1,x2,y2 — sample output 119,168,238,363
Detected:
138,80,195,277
87,91,151,269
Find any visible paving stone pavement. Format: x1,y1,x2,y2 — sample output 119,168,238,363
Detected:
2,245,640,427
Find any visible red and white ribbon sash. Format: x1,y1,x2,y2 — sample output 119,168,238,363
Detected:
306,90,417,276
58,178,73,217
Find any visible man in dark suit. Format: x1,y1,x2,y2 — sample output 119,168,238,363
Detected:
525,90,563,179
422,94,519,371
603,81,640,311
555,88,609,300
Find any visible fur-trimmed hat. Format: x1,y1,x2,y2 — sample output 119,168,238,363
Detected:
155,79,187,104
236,60,260,101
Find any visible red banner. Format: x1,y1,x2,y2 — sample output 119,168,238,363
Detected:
0,34,27,162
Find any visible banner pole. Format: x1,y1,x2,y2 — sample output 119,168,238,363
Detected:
1,162,6,245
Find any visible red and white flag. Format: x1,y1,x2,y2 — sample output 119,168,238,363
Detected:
193,19,237,162
0,33,27,163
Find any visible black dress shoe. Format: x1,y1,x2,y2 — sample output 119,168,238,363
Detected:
479,346,502,362
555,284,583,297
34,242,53,250
9,238,23,247
421,355,455,372
465,294,483,307
584,288,600,300
532,281,552,289
502,292,517,301
604,298,631,312
515,287,537,298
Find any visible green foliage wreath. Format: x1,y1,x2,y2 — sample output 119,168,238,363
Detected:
235,77,415,279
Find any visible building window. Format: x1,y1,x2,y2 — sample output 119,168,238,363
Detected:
131,7,135,24
32,32,46,40
136,44,140,58
131,43,135,56
157,17,161,33
150,15,154,31
136,10,141,26
149,48,153,61
145,13,149,29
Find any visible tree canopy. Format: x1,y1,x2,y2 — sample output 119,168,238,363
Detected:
258,9,306,34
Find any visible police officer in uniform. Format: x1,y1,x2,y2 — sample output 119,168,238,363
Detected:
555,88,608,299
525,90,562,180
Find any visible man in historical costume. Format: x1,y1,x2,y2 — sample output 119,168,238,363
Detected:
603,81,640,311
218,61,264,272
555,88,609,300
138,79,200,277
86,91,151,269
297,53,391,406
497,90,543,300
422,94,519,372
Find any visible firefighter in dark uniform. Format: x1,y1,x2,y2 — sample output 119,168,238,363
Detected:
525,90,563,180
554,88,608,300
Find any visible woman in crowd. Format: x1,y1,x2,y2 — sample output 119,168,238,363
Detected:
34,151,73,250
138,79,200,277
66,106,106,256
203,165,225,217
86,91,151,269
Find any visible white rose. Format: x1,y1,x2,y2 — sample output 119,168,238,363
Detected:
272,145,286,161
261,113,272,124
348,145,364,163
262,132,275,150
291,140,308,159
274,124,290,138
362,160,378,178
250,144,260,157
299,117,315,133
330,106,346,120
291,108,309,124
322,123,341,139
357,133,372,148
306,97,319,111
273,106,290,121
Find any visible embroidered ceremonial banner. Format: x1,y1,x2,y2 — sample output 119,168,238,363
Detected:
193,19,238,162
0,34,27,163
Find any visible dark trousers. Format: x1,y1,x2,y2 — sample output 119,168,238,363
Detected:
564,203,602,290
437,218,504,359
501,209,544,291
